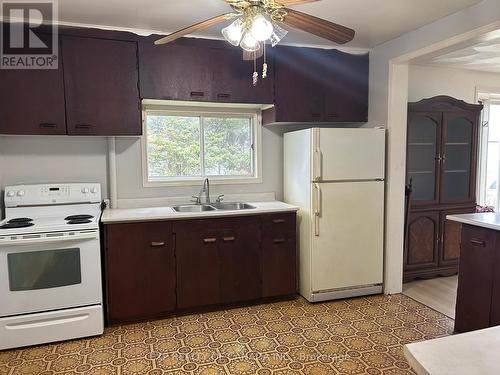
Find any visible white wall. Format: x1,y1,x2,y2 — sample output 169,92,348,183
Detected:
408,65,500,103
0,136,109,218
369,0,500,294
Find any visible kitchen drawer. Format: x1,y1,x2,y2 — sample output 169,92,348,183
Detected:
263,213,296,238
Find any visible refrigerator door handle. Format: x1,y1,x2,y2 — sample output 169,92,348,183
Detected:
313,148,322,181
314,183,321,236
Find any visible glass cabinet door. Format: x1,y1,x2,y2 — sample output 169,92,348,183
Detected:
407,113,441,204
441,113,474,203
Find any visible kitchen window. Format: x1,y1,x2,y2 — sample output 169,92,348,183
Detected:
478,95,500,210
142,106,262,186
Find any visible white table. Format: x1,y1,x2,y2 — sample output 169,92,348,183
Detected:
404,326,500,375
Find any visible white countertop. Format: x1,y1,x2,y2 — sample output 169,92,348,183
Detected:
101,201,299,224
447,213,500,231
404,326,500,375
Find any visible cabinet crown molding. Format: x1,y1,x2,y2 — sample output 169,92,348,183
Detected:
408,95,483,113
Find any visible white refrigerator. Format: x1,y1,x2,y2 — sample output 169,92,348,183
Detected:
284,128,385,302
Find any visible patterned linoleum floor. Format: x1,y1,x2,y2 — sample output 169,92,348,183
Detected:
0,294,454,375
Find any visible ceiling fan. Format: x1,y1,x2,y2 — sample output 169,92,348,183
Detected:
154,0,355,85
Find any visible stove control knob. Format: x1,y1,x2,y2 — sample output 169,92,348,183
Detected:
82,187,89,194
17,190,25,197
90,187,98,194
6,191,15,197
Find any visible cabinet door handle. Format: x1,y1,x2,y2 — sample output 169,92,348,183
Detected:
311,113,321,118
217,93,231,99
203,237,217,243
223,236,236,242
273,238,286,243
190,91,205,97
151,241,166,247
469,238,486,247
75,124,92,130
39,123,57,128
272,219,285,224
327,113,340,118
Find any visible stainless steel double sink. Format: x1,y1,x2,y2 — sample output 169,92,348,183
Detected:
172,202,256,213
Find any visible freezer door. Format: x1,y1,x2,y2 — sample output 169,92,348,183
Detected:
313,128,385,181
311,181,384,292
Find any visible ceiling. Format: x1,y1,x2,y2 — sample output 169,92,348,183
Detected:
51,0,482,49
410,27,500,74
417,37,500,73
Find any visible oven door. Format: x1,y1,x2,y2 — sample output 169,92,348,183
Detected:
0,231,102,317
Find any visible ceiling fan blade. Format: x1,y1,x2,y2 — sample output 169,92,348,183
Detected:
283,8,354,44
278,0,319,6
155,13,236,45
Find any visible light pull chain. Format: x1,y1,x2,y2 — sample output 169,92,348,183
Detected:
262,42,268,79
252,47,258,86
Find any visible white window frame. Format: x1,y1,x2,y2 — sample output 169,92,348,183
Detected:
141,102,263,187
476,87,500,208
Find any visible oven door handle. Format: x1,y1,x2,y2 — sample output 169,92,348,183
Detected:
3,231,99,246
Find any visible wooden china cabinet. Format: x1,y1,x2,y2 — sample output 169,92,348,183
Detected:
404,96,483,282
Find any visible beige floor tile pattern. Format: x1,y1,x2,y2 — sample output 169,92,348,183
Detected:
0,294,453,375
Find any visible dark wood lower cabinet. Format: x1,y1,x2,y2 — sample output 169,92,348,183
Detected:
405,211,440,272
404,205,475,282
104,212,297,324
104,222,176,324
262,213,297,297
218,218,262,304
455,224,498,333
174,220,222,309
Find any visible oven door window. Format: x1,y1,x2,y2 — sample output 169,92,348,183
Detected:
7,248,82,291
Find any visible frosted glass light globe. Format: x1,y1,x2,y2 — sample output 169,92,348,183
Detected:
250,14,273,42
222,18,244,46
240,32,260,52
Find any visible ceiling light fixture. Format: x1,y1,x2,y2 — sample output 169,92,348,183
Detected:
221,2,290,86
155,1,356,88
154,1,356,88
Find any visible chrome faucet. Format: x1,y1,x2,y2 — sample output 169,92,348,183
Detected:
197,178,210,204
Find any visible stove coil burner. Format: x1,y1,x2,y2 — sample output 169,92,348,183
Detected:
0,222,35,229
67,219,92,225
7,217,33,223
65,215,94,221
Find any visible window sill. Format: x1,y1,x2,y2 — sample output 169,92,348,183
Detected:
143,176,263,188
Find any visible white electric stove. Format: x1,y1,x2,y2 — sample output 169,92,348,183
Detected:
0,183,104,350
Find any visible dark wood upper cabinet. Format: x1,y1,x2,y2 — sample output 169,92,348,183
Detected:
323,50,369,122
208,47,274,104
0,42,66,135
62,35,141,135
407,97,482,207
139,40,212,101
268,46,324,122
105,222,176,324
139,38,273,104
263,46,369,124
